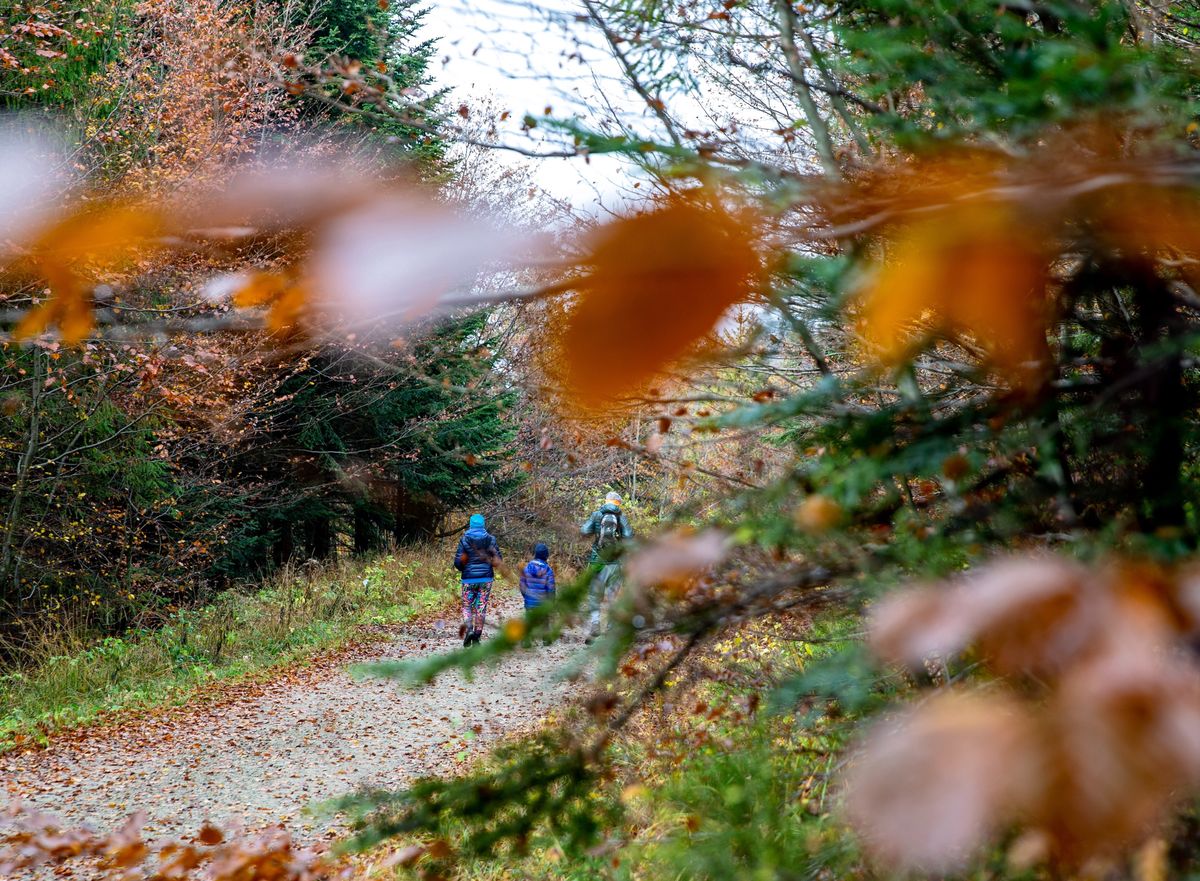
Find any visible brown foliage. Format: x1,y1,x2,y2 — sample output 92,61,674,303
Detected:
558,193,761,407
848,554,1200,870
0,807,348,880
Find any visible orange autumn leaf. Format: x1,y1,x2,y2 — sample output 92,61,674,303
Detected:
1091,185,1200,276
231,271,290,308
230,271,309,333
560,194,759,406
15,202,164,344
858,201,1051,389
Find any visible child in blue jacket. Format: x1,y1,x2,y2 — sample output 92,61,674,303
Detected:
454,513,501,646
519,543,556,609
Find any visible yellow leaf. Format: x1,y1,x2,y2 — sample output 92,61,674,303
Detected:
1134,838,1168,881
793,495,842,533
503,618,526,642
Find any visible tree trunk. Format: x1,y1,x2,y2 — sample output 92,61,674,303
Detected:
0,349,43,601
273,520,294,567
304,518,333,560
354,507,374,554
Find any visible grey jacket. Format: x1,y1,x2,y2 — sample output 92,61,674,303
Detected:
581,502,633,562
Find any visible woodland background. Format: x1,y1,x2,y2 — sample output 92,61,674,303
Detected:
3,1,1200,880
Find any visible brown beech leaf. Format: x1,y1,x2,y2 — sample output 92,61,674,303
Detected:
868,584,968,670
870,555,1107,676
197,823,224,845
842,690,1043,873
960,555,1104,676
625,528,728,596
560,194,759,406
102,812,148,869
1040,649,1200,864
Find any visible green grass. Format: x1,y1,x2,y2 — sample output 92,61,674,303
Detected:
0,545,458,752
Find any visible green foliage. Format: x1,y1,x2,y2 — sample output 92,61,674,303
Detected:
326,2,1200,877
0,1,137,114
0,346,201,625
834,0,1198,147
302,0,449,173
628,723,859,881
335,735,609,864
213,313,520,576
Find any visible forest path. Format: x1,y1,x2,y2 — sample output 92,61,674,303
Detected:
1,590,576,846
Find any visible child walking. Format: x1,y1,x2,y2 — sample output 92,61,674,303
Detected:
453,513,501,647
518,543,557,609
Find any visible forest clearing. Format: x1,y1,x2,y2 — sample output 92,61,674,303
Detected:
4,1,1200,880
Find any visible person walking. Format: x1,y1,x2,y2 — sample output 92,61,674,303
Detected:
581,491,633,642
453,513,501,647
518,542,557,609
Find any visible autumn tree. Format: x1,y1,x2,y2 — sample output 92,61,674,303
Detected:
296,2,1200,878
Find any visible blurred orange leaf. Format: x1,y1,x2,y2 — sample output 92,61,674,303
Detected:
560,194,759,406
230,271,308,333
14,202,164,344
858,201,1050,389
1093,185,1200,275
793,495,842,533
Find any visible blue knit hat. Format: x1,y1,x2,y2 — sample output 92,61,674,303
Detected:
533,542,549,561
469,513,485,529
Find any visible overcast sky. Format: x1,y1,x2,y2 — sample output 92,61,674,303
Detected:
420,0,641,209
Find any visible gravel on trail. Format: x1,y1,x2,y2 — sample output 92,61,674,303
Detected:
1,591,578,848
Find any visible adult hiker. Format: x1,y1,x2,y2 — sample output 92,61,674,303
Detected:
453,513,502,647
580,491,633,642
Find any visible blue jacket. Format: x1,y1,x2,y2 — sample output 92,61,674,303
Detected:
519,559,556,608
454,528,501,584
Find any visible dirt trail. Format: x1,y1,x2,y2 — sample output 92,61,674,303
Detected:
1,591,577,847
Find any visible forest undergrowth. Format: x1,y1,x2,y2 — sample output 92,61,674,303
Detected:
0,544,461,753
344,607,870,881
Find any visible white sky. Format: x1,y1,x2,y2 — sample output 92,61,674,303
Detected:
420,0,644,210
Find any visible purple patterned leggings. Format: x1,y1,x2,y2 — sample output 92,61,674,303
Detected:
461,581,492,633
